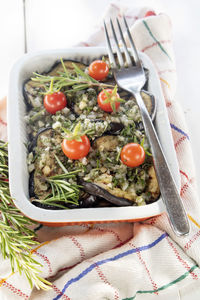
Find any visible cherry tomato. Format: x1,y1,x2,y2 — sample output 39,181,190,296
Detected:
97,89,120,112
145,11,156,17
120,143,145,168
62,135,90,160
44,91,67,114
2,178,8,182
88,60,109,81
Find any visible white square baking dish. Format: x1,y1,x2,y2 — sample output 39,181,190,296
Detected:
7,47,180,225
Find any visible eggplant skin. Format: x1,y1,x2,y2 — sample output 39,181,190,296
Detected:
80,180,133,206
106,122,124,135
28,127,52,153
135,121,144,131
32,201,61,210
29,171,36,198
32,194,97,210
32,200,79,210
79,194,97,208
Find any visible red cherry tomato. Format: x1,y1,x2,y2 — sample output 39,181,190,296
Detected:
120,143,145,168
44,91,67,114
62,135,90,160
88,60,109,81
97,89,120,112
145,11,156,17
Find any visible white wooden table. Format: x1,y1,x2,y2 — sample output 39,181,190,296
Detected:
0,1,200,299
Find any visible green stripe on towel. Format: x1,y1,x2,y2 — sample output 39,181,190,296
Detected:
143,20,172,61
123,264,198,300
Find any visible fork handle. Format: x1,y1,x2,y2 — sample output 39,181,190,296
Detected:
134,91,189,236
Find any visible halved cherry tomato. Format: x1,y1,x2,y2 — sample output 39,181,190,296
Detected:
97,89,121,112
145,11,156,17
120,143,145,168
62,135,90,160
44,91,67,114
88,60,109,81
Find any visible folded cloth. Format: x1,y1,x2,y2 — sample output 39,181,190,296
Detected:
1,4,200,300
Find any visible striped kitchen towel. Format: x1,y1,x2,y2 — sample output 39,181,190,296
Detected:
0,4,200,300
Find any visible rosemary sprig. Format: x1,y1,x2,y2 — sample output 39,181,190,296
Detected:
38,156,82,208
31,58,114,93
0,141,51,290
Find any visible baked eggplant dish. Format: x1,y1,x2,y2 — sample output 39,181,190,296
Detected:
24,58,160,209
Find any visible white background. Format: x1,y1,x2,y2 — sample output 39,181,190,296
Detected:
0,0,200,299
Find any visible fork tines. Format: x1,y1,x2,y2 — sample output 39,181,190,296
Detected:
104,16,141,68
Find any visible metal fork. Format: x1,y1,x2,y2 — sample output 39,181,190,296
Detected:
104,17,189,236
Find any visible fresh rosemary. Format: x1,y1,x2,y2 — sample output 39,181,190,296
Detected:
31,58,114,93
35,156,82,208
0,141,51,290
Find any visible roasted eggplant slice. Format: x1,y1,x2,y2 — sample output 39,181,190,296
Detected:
146,166,160,200
88,167,159,204
119,90,156,120
92,173,137,202
23,60,87,109
93,135,119,152
28,128,56,198
29,128,63,199
141,91,156,121
81,181,133,206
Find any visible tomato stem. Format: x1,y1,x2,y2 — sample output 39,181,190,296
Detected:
98,86,125,113
62,122,87,142
49,78,54,93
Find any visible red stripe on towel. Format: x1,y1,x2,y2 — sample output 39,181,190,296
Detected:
52,284,71,300
175,136,187,149
141,40,171,53
166,237,198,279
35,250,53,275
130,242,159,294
2,281,29,299
68,236,85,260
180,170,189,181
180,178,194,197
184,230,200,251
87,258,120,300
